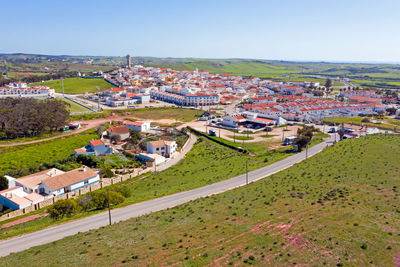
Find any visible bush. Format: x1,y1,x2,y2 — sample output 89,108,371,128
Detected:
90,191,125,209
48,199,80,219
78,194,95,211
99,168,114,178
361,118,370,123
113,186,132,198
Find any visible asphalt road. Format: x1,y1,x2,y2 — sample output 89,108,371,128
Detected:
0,134,336,258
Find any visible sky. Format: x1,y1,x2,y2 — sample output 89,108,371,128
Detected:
2,0,400,63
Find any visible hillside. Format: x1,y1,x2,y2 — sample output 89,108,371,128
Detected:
2,134,399,266
2,54,400,88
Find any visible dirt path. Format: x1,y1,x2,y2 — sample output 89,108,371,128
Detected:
0,115,182,147
181,120,300,143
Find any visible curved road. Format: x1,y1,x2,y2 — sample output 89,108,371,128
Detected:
0,134,336,257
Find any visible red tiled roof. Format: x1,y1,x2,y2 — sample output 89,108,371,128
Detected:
90,140,104,146
123,120,143,126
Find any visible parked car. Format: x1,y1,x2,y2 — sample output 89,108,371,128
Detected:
264,127,273,132
328,128,336,133
287,122,295,126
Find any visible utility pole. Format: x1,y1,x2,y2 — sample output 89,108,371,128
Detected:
96,86,100,112
306,145,308,159
246,159,248,185
107,189,111,225
233,128,236,143
282,128,285,141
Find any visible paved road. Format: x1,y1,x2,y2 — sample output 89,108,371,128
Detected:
0,134,336,257
155,134,197,172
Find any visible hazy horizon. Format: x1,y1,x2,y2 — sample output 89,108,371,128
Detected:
2,0,400,63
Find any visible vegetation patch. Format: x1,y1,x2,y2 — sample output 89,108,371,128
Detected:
30,77,114,94
2,134,399,266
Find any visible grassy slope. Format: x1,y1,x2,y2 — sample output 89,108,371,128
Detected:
59,98,91,113
2,134,399,266
0,131,98,176
323,117,398,131
0,137,294,239
30,77,114,94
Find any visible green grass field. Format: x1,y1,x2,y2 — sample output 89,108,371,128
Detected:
227,135,254,141
30,77,114,94
0,131,98,176
2,134,399,266
59,98,92,113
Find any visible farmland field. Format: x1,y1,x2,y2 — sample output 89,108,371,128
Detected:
0,131,98,177
2,134,399,266
30,77,114,94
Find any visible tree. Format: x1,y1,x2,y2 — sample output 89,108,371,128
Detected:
338,123,346,140
76,154,101,168
129,129,141,145
325,79,332,89
99,168,114,178
110,134,121,144
293,125,315,151
0,175,8,191
90,191,125,209
48,199,80,219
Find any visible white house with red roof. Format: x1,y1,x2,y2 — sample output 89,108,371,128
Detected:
123,120,151,132
222,115,247,128
107,125,130,140
74,139,113,156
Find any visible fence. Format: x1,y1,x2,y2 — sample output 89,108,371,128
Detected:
187,126,247,153
0,174,133,222
0,132,192,222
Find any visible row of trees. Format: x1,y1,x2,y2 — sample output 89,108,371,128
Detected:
0,98,70,139
48,187,130,219
0,72,76,86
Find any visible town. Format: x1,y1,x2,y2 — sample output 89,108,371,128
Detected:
1,0,400,263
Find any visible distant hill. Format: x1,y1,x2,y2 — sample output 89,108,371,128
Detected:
1,53,400,88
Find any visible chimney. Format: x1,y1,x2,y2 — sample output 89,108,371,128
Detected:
83,166,86,172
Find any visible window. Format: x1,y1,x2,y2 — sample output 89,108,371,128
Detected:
84,180,89,185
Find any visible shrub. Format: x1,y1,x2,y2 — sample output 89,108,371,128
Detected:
99,168,114,178
361,118,370,123
48,199,80,219
90,191,125,209
0,175,8,191
113,186,132,198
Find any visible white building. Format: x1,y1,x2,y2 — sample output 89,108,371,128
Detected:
146,140,177,158
37,166,99,196
0,83,55,98
0,187,45,211
123,120,151,132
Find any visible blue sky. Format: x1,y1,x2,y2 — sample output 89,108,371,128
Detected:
2,0,400,62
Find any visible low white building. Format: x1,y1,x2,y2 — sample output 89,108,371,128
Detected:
38,166,99,196
0,187,46,211
123,120,151,132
